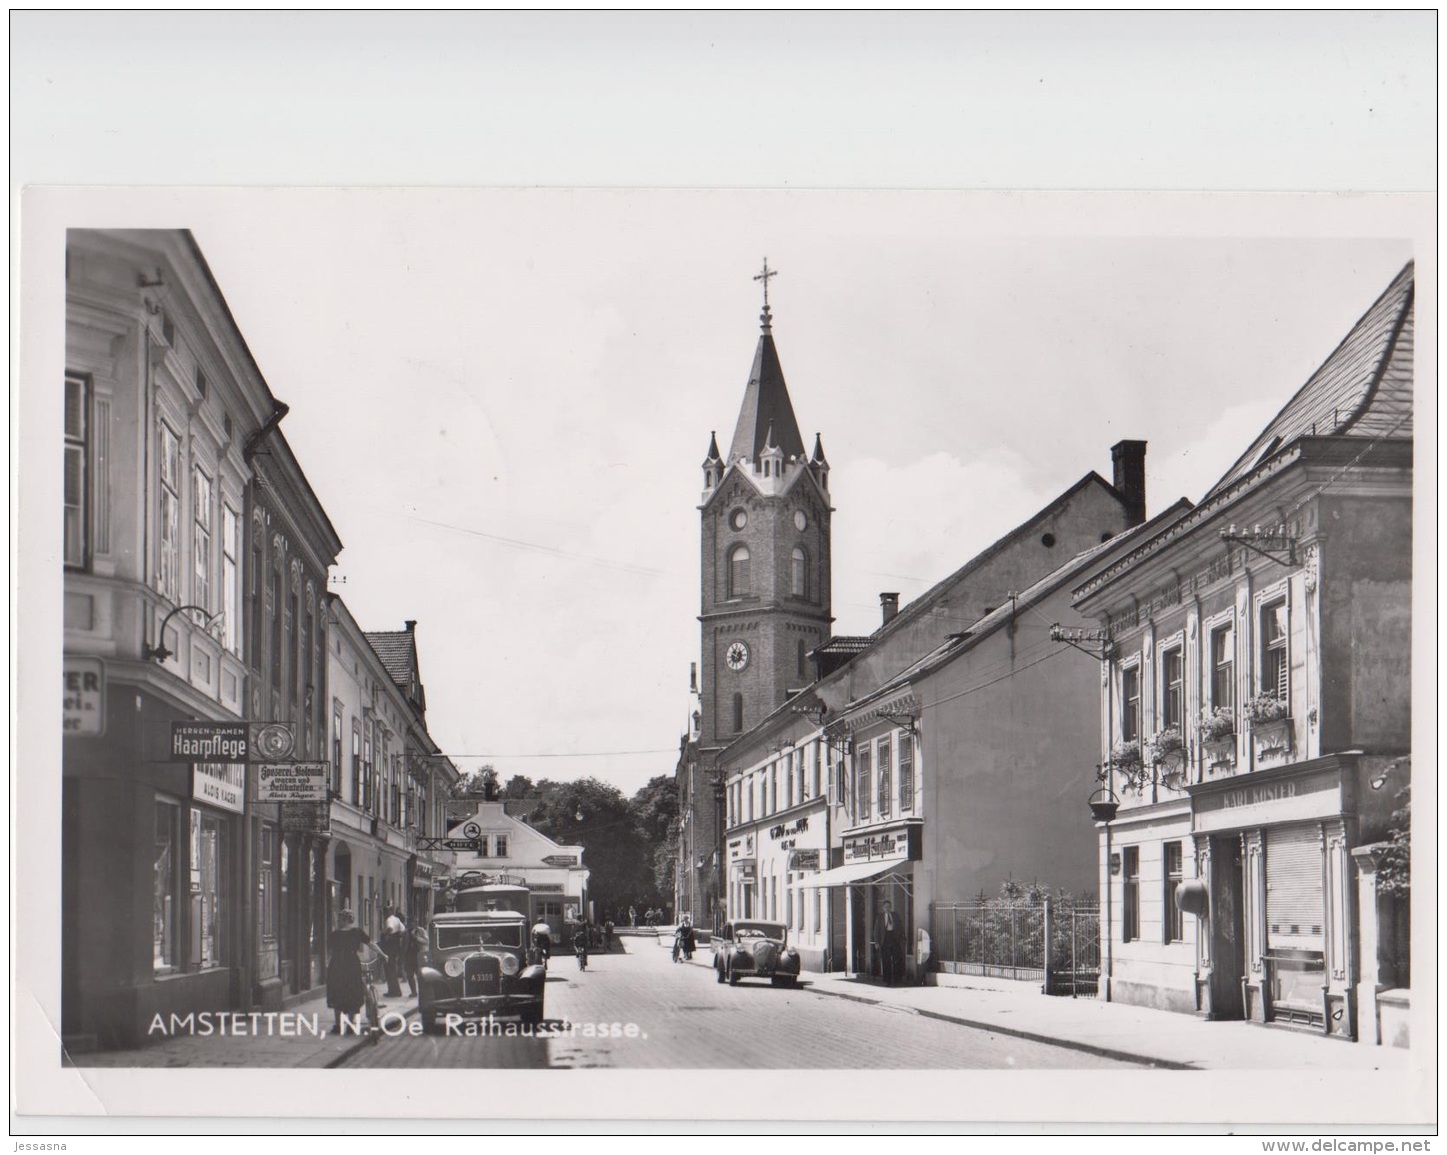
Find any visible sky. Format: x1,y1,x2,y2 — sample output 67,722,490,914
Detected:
145,192,1414,797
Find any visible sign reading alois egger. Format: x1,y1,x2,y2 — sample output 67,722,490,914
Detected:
253,762,329,803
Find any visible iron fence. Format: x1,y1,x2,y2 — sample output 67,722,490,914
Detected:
930,900,1100,996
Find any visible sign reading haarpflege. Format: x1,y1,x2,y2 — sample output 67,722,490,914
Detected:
172,722,248,762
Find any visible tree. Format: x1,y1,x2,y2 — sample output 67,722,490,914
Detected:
526,777,655,915
452,765,498,798
632,775,681,902
503,773,535,800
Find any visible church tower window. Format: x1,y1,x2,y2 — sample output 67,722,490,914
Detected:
732,693,744,733
728,545,751,598
791,546,808,598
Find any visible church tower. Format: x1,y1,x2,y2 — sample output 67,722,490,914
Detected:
697,262,834,749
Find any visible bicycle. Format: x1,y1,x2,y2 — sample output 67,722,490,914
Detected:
358,942,387,1044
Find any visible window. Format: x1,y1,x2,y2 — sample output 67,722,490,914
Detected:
192,466,213,613
1260,599,1288,701
221,506,241,655
1121,665,1141,743
786,756,795,809
332,703,344,795
158,422,181,599
898,733,915,812
477,836,491,858
189,808,230,969
732,692,744,734
791,547,807,598
257,823,277,942
64,375,88,568
727,545,751,598
1160,646,1183,729
1122,846,1140,942
876,737,892,819
269,569,283,690
810,743,821,800
1163,841,1184,943
1209,623,1234,711
856,743,872,821
153,799,181,973
351,721,362,805
495,835,508,859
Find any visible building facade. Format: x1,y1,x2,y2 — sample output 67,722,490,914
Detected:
62,229,338,1047
1074,263,1414,1042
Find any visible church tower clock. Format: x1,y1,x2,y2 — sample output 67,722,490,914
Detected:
697,261,834,750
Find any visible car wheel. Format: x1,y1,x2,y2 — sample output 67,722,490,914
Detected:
727,962,739,987
715,961,725,984
520,1003,544,1026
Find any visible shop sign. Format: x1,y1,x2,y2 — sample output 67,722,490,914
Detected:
281,801,329,834
412,861,434,882
63,657,105,736
788,849,820,871
542,854,578,866
842,825,920,864
530,882,564,893
727,833,755,861
173,723,249,762
252,762,329,803
769,815,810,840
1194,767,1342,833
193,764,245,814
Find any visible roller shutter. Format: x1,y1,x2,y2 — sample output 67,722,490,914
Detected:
1265,825,1324,949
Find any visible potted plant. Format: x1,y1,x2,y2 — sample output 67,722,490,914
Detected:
1245,693,1289,725
1199,706,1236,744
1146,725,1184,764
1108,740,1149,792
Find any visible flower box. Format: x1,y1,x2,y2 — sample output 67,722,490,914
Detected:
1146,726,1185,765
1198,707,1236,744
1245,694,1289,726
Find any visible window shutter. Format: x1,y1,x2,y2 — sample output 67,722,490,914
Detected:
1266,825,1324,948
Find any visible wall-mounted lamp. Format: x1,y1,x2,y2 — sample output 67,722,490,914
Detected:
142,605,222,663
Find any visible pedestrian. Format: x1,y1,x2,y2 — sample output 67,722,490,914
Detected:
381,905,406,997
629,905,637,928
404,913,427,998
916,924,932,986
603,917,614,952
879,900,904,986
326,909,371,1034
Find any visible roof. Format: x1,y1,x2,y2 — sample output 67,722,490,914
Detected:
726,330,807,466
364,628,415,688
813,636,872,656
1208,262,1414,497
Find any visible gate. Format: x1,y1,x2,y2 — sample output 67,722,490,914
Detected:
931,900,1099,996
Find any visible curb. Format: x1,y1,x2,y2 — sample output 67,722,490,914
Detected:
323,1001,421,1069
800,982,1194,1071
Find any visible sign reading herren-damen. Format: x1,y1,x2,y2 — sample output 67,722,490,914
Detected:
252,762,329,803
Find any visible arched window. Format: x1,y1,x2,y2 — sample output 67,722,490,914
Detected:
791,546,807,598
728,545,751,598
732,692,744,733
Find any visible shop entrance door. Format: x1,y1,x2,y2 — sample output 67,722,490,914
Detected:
849,885,868,976
1208,835,1245,1020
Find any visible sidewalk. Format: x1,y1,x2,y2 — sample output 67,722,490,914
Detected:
63,991,420,1069
660,927,1407,1071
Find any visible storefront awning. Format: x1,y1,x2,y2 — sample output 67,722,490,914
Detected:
800,859,912,889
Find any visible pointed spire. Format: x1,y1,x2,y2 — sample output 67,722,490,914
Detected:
763,422,777,451
702,431,722,466
810,433,828,466
727,265,806,468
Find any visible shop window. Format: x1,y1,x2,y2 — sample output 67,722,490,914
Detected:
1122,846,1140,943
1163,841,1184,943
64,374,89,569
1121,664,1141,743
791,547,807,598
154,799,181,973
192,465,213,615
727,545,751,598
876,738,892,819
1160,646,1183,729
898,734,915,813
1260,599,1289,702
189,808,230,970
856,744,872,821
257,823,278,942
1210,623,1234,711
158,422,181,600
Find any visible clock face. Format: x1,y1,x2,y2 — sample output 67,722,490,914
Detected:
794,510,808,531
730,508,748,531
725,641,750,671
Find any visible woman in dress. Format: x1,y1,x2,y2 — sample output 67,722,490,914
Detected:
326,908,371,1033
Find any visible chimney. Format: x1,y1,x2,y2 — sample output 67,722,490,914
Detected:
405,620,417,632
1110,440,1147,528
880,592,900,626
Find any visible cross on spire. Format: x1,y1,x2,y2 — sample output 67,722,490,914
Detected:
754,257,779,333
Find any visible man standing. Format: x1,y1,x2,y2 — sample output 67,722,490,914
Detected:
381,906,407,998
879,900,904,986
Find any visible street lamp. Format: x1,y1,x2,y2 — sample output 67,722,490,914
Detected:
142,604,223,663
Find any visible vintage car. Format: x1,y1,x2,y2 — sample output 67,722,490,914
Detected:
417,909,546,1032
713,920,801,987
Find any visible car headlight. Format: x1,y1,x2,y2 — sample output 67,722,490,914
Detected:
499,953,520,976
444,957,465,978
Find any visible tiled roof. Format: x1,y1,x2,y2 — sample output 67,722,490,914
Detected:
1208,262,1414,498
727,332,807,466
364,629,413,688
813,636,873,655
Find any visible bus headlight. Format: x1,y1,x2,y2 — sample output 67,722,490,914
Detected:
444,957,465,978
499,953,520,976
